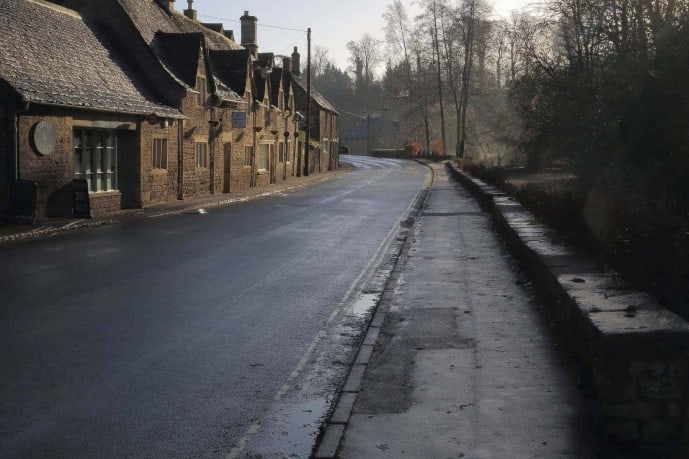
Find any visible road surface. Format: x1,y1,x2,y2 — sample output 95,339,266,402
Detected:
0,156,428,457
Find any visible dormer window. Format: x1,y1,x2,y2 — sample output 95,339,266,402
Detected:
196,76,206,106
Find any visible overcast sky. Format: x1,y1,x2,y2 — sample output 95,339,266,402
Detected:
191,0,527,72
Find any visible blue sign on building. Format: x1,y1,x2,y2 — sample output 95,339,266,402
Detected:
232,112,247,128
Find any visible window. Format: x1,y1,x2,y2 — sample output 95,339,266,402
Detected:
195,142,208,168
244,145,253,166
278,142,285,162
258,143,269,170
196,76,206,106
74,129,117,192
152,138,167,169
286,140,291,163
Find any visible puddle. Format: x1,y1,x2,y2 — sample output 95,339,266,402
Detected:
186,208,207,215
271,398,330,457
349,293,380,317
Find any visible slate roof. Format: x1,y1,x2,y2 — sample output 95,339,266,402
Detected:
153,31,202,88
292,77,339,115
0,0,181,117
209,49,253,97
258,53,275,69
201,23,224,34
253,69,269,103
269,69,283,108
112,0,243,102
116,0,243,52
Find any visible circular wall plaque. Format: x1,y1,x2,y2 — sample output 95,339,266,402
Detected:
33,121,57,156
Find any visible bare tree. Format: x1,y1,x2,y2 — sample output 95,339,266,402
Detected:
429,0,448,156
312,46,331,78
383,0,437,155
457,0,477,158
492,19,509,87
346,33,383,84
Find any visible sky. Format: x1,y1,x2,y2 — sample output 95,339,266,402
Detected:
191,0,527,72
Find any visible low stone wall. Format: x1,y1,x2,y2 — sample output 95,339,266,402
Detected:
447,162,689,452
89,192,121,217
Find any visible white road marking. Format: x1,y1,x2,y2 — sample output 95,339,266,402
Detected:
225,174,423,458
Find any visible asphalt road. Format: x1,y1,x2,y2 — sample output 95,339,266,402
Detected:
0,156,428,457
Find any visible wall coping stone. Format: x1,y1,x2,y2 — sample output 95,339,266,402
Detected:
447,161,689,449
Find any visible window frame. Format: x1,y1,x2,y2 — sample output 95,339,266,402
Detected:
257,142,270,171
195,142,208,168
152,138,168,170
74,128,118,193
244,145,253,167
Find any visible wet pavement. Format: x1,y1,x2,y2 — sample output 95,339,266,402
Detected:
0,156,428,457
335,163,601,458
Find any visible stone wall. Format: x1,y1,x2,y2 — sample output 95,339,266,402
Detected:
180,74,212,200
17,108,75,219
140,119,179,205
89,191,122,216
13,106,186,218
449,162,689,454
0,102,9,212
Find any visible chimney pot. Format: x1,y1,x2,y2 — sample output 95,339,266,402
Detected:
240,10,258,57
282,57,292,75
291,47,301,76
184,0,196,20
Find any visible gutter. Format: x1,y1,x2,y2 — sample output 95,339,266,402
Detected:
177,107,184,200
24,100,182,119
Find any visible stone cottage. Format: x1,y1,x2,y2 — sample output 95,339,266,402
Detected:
0,0,183,218
0,0,340,220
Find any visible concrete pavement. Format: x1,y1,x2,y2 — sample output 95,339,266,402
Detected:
319,163,602,458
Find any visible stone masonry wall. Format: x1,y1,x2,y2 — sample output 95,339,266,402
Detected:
0,102,9,212
89,191,121,216
17,109,74,219
449,162,689,454
180,88,211,199
140,119,179,206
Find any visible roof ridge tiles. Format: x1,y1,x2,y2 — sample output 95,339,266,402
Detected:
26,0,81,19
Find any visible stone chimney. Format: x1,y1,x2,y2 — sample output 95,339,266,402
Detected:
291,47,301,76
282,57,292,75
240,11,258,57
183,0,196,20
157,0,175,13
